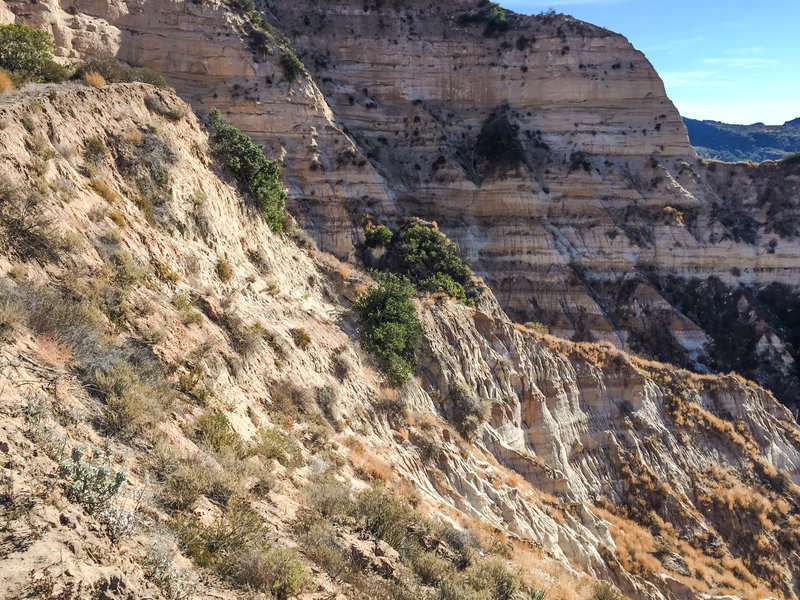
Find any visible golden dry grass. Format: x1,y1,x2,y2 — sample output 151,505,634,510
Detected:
90,179,118,202
349,449,394,483
0,69,14,93
83,70,106,87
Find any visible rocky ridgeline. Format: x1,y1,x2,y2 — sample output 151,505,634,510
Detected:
0,2,799,600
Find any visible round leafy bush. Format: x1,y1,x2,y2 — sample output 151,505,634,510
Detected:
364,224,393,248
0,23,54,80
397,224,472,289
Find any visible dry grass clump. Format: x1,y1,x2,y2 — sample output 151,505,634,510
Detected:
221,310,265,356
0,69,14,93
248,427,304,469
90,179,118,202
350,450,394,483
216,256,233,282
289,327,311,350
268,379,317,423
82,70,106,87
92,359,171,435
0,178,66,263
34,333,73,368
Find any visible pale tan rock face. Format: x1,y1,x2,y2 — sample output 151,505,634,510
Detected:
0,1,13,24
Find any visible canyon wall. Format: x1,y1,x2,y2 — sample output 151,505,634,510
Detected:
5,0,799,407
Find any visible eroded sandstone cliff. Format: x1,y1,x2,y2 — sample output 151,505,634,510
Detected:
0,78,798,600
7,0,796,410
1,1,800,599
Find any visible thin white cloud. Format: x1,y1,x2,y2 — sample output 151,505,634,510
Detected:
661,71,729,87
642,36,705,52
703,57,778,68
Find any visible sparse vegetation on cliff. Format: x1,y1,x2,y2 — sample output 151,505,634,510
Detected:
476,106,525,172
73,56,168,89
208,108,287,232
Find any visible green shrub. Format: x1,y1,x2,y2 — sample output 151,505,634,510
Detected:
352,487,427,554
411,551,455,586
164,462,207,510
280,48,304,81
354,274,421,387
395,224,472,303
92,359,166,434
58,445,127,512
0,23,54,81
486,3,509,35
208,108,286,232
172,503,272,577
193,410,242,454
304,472,352,519
295,513,350,579
466,557,521,600
421,272,470,304
364,224,393,248
234,546,309,599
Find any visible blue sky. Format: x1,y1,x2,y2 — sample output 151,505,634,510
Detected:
499,0,800,124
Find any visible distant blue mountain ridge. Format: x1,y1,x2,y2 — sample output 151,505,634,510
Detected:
684,116,800,162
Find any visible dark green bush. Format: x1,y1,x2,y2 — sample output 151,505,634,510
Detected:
208,108,286,232
0,23,54,81
420,272,469,304
354,274,421,387
396,224,472,302
280,48,304,81
290,327,311,350
476,108,524,170
364,224,393,248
